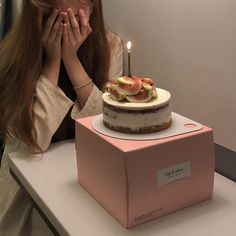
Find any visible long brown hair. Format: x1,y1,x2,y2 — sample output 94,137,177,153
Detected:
0,0,110,152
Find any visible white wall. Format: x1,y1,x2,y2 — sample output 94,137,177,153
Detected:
103,0,236,151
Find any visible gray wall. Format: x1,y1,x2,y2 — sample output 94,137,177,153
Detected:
103,0,236,152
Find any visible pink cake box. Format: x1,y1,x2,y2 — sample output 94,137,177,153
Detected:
75,115,215,229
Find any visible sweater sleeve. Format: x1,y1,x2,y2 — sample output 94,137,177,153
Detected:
107,31,124,82
71,32,124,120
33,75,74,151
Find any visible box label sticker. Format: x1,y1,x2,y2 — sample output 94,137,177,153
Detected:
157,161,191,187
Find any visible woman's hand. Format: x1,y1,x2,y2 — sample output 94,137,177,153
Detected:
40,9,64,86
62,8,92,63
41,9,63,63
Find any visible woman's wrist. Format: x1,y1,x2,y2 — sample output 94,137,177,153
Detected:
62,54,78,67
42,60,61,86
63,55,94,107
63,56,83,85
45,58,61,68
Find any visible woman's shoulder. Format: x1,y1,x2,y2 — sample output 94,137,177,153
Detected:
106,31,123,49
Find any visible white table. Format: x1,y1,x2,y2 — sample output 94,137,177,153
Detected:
9,140,236,236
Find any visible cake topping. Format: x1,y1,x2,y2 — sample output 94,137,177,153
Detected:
105,76,158,103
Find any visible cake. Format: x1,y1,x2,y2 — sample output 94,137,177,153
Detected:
102,76,172,134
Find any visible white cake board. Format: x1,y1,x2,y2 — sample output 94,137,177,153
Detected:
91,112,203,141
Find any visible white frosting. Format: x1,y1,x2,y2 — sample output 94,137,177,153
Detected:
103,104,172,130
102,88,171,111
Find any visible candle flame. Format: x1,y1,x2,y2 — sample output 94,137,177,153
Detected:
127,41,132,51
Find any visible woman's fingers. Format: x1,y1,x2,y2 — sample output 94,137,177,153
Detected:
62,23,69,43
67,8,81,39
49,13,64,41
42,9,58,41
78,9,88,37
55,23,63,43
63,12,74,43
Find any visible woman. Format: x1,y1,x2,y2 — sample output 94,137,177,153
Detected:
0,0,123,235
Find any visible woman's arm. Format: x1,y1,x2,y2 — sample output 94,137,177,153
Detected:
70,32,124,120
40,9,63,86
29,10,73,152
63,56,94,108
61,9,93,108
33,75,74,152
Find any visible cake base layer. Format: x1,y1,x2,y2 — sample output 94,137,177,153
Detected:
103,119,172,134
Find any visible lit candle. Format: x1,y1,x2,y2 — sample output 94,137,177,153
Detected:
127,41,132,77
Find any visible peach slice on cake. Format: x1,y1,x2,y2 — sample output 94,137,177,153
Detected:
108,84,126,101
152,86,158,98
141,78,154,86
126,83,153,103
116,76,142,96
